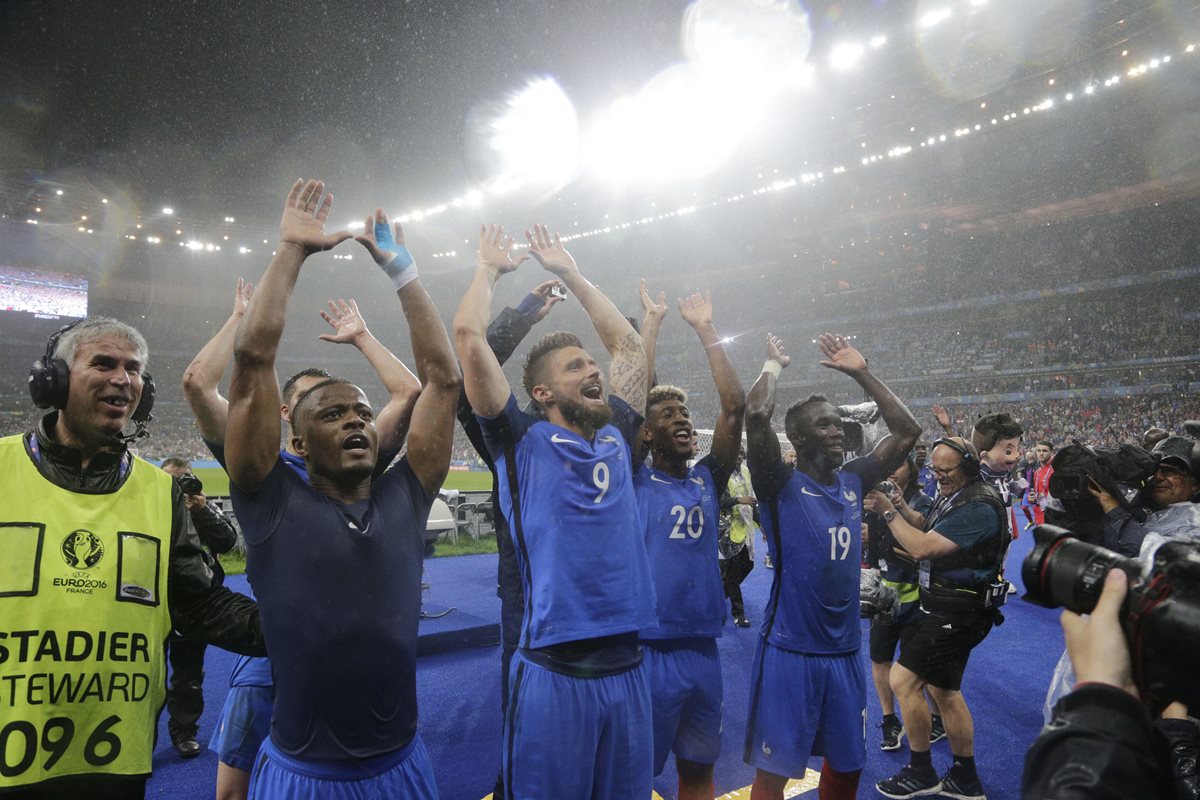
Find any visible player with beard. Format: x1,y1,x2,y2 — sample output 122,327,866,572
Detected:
744,333,920,800
225,180,459,797
634,287,744,800
454,223,655,800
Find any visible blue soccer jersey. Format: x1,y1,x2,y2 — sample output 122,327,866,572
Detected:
479,394,657,649
634,456,728,640
752,454,883,654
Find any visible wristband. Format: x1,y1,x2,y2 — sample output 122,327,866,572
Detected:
515,293,543,319
381,252,419,290
761,360,782,379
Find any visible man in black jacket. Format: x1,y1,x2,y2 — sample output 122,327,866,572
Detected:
159,457,240,759
2,316,264,800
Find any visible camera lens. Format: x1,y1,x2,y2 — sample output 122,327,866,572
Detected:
1022,525,1137,614
177,473,204,495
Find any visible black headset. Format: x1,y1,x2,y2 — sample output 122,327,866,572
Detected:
931,436,981,478
28,321,156,431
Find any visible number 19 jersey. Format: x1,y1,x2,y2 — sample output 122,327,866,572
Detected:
479,394,657,650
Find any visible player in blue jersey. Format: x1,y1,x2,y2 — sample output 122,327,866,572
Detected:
225,181,459,799
183,273,420,799
454,223,656,800
744,333,920,800
634,286,745,800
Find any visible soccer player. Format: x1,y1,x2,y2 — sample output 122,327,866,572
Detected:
225,181,459,797
454,223,656,800
634,286,744,800
744,333,920,800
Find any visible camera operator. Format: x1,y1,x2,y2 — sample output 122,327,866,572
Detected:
159,457,239,758
1022,569,1177,799
1089,435,1200,558
869,437,1007,799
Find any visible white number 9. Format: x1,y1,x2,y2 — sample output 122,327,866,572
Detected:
592,462,610,504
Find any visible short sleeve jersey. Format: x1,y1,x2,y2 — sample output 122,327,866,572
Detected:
752,454,884,654
634,454,731,640
230,456,431,761
478,394,656,650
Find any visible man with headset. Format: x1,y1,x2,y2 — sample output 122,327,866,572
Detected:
868,436,1007,800
1,317,264,799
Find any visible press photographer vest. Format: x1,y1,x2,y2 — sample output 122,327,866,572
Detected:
922,479,1008,590
0,434,173,789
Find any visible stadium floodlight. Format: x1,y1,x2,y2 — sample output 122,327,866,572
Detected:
56,190,63,196
829,42,866,71
186,240,203,250
870,35,887,48
1084,84,1095,94
347,221,365,230
918,8,952,29
162,207,174,215
102,198,108,204
485,77,579,195
464,189,483,207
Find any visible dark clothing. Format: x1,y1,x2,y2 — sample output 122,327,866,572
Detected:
720,546,753,619
1022,683,1176,799
896,607,993,691
27,413,264,653
1,774,148,799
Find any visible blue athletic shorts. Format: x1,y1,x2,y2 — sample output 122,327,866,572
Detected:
504,650,652,800
743,638,866,776
209,685,273,772
248,733,438,799
643,638,723,775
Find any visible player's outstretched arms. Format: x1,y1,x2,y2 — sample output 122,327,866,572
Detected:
746,333,789,473
639,278,668,398
527,223,647,411
680,289,745,470
182,277,253,445
454,224,527,419
228,179,351,492
816,332,921,472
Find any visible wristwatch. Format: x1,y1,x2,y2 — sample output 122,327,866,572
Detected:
882,509,898,523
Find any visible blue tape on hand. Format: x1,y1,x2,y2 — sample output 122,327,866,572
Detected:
374,220,415,274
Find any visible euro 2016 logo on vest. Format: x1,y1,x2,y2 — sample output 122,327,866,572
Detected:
61,529,105,569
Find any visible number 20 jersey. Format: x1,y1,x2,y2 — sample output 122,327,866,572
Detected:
480,394,657,650
754,455,881,654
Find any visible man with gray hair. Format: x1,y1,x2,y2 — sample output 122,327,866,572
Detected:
1,315,264,799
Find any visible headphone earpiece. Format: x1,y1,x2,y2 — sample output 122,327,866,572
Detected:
28,322,80,410
933,436,981,478
133,373,155,425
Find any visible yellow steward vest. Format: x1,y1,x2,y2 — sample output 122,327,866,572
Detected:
0,434,173,788
726,465,756,544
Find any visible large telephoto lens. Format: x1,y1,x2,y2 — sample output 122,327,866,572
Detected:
1022,525,1138,614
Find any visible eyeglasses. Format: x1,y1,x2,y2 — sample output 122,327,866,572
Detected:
928,464,963,478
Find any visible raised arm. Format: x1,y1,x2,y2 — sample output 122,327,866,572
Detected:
931,404,957,437
746,334,788,473
227,179,351,491
639,278,667,399
679,290,745,470
816,332,921,474
527,224,647,412
181,277,253,444
454,224,528,418
318,296,421,462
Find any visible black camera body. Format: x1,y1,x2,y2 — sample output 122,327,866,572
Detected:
876,480,898,498
1023,524,1200,713
176,473,204,496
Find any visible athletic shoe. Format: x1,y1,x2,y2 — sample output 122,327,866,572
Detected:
939,766,987,800
764,554,774,569
880,716,905,751
734,616,751,628
875,765,941,798
929,714,947,744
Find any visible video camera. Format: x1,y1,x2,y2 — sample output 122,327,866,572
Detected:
1023,524,1200,713
175,473,204,496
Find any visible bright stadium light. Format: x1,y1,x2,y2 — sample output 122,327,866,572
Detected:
162,207,174,215
829,42,866,71
918,8,952,29
485,77,579,194
870,35,888,48
682,0,813,95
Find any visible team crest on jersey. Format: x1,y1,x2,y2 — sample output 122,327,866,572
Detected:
61,529,104,569
843,490,858,504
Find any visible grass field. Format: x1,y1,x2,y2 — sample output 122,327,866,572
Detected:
194,467,493,497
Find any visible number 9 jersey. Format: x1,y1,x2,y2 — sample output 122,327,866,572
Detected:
752,454,882,654
479,394,657,650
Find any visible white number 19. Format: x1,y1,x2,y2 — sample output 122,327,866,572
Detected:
828,525,852,561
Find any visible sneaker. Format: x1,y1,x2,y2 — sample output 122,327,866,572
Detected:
764,555,774,569
875,764,941,798
929,714,947,744
939,766,986,800
880,716,906,751
734,616,751,628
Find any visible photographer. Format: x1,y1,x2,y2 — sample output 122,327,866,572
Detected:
1090,435,1200,558
159,457,239,758
1022,569,1177,799
869,437,1007,799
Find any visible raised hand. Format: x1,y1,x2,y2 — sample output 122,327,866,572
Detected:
817,332,867,374
355,208,408,268
932,404,952,430
318,298,371,346
677,289,713,330
1062,568,1137,697
525,224,577,277
529,279,565,322
766,333,791,368
478,224,527,275
640,279,667,327
279,179,353,254
232,277,254,317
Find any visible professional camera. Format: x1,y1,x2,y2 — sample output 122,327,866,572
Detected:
1023,524,1200,712
876,480,899,498
176,473,204,496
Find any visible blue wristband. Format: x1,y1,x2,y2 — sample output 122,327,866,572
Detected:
515,293,543,318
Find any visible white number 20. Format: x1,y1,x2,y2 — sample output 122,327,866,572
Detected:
669,505,704,539
592,462,610,504
828,525,852,561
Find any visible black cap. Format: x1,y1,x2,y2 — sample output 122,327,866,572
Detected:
1152,436,1199,477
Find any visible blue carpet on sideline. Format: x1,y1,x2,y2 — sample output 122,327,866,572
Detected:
147,512,1063,799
